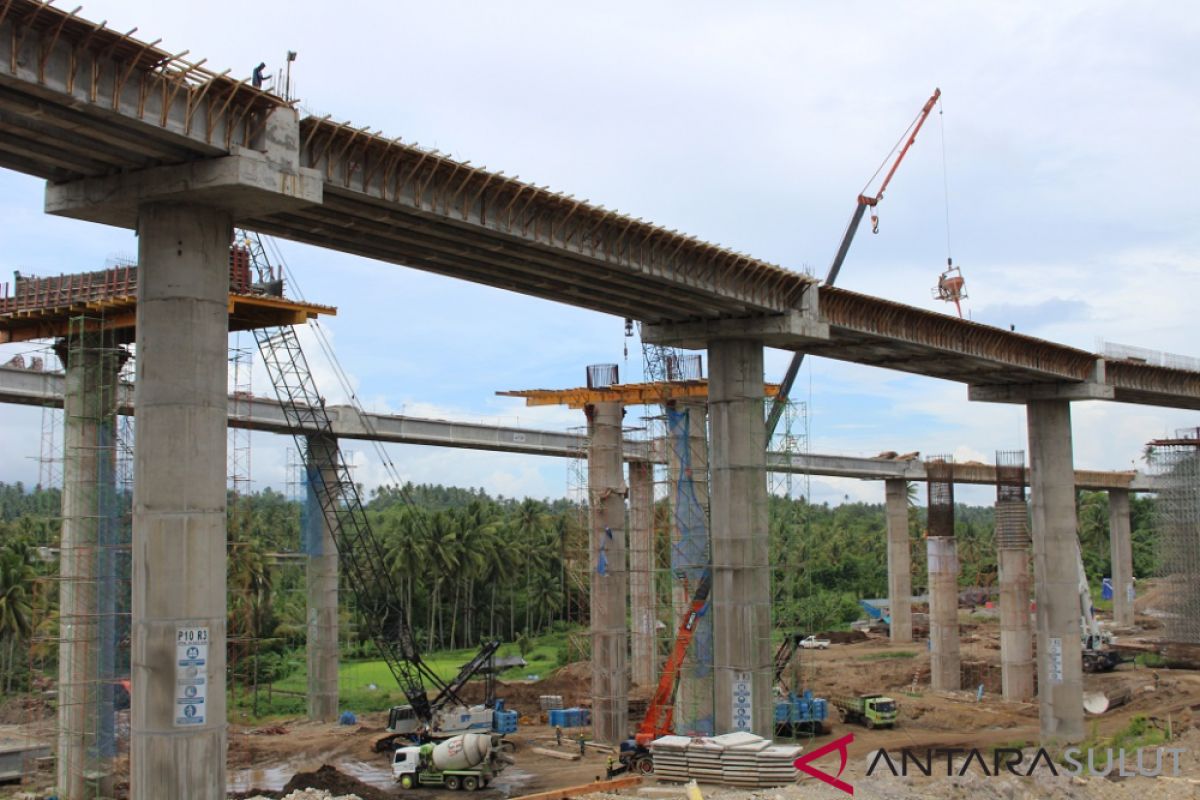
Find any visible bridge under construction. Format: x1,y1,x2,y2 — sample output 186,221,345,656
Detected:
0,1,1197,798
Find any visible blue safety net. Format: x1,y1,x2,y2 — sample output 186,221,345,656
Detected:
668,407,714,734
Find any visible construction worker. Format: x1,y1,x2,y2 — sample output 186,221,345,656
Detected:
252,62,268,89
606,755,615,779
578,732,586,756
555,725,562,746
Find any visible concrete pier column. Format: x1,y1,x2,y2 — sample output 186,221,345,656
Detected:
628,460,655,688
997,546,1035,701
927,536,961,690
305,434,340,721
56,332,125,799
884,480,912,643
667,399,714,735
707,339,771,736
1109,489,1134,628
131,203,231,799
1027,399,1084,742
587,401,627,744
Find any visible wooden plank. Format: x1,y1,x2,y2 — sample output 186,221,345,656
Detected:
511,776,643,800
530,747,580,761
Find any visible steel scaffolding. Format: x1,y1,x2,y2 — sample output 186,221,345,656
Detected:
1149,428,1200,645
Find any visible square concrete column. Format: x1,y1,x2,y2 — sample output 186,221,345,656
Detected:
707,339,771,736
56,332,125,799
131,203,232,799
884,479,912,643
587,401,628,744
1109,489,1134,628
927,536,961,690
628,460,655,688
1027,399,1084,742
305,434,340,722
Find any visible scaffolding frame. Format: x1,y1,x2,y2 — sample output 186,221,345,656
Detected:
30,314,133,798
563,429,591,664
994,450,1029,548
926,455,955,538
1149,428,1200,645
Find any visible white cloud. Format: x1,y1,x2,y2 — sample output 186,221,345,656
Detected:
1,0,1197,503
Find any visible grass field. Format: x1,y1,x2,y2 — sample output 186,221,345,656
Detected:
236,630,572,719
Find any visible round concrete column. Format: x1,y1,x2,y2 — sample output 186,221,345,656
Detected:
884,479,912,643
587,401,627,744
131,203,231,799
997,546,1035,701
1109,489,1134,628
927,536,961,690
305,434,340,722
627,460,655,689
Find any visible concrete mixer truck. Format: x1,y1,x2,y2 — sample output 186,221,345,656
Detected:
392,732,510,790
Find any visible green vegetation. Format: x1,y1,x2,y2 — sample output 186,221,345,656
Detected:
1135,651,1167,668
0,479,1162,718
239,630,574,717
855,650,918,661
1065,715,1173,770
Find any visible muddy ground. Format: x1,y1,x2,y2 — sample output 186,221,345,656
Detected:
217,589,1200,799
4,588,1200,799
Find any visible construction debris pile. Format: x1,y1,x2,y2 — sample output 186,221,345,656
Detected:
650,732,801,788
241,791,360,800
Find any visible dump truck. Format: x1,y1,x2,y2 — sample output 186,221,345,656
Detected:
392,732,510,790
831,694,898,729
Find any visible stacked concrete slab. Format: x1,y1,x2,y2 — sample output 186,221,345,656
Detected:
649,732,800,788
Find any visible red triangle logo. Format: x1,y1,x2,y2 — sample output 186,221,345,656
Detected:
793,733,854,795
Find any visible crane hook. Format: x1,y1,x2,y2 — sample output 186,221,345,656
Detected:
870,213,880,234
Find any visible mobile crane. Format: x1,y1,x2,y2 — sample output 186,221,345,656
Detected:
619,569,712,775
379,640,506,750
765,88,942,443
240,234,511,751
1077,539,1120,673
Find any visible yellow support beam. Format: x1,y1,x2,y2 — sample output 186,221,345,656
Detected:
0,292,336,344
498,380,780,409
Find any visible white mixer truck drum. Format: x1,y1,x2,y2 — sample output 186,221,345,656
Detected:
430,733,494,771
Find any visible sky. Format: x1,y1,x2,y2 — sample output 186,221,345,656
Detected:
1,0,1197,507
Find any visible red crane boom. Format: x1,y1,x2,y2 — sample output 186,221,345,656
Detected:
635,569,712,747
765,88,942,443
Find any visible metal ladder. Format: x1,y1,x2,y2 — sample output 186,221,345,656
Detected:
254,324,448,721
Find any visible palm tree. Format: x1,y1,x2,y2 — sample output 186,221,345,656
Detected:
0,545,36,692
384,505,429,633
473,522,506,639
530,571,562,633
227,532,273,643
512,500,549,635
425,511,460,650
454,502,494,646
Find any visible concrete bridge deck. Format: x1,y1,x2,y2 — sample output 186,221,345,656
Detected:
1,0,1198,409
0,364,1152,491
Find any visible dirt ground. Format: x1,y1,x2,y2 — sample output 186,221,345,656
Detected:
215,594,1200,799
6,591,1200,800
224,717,609,800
